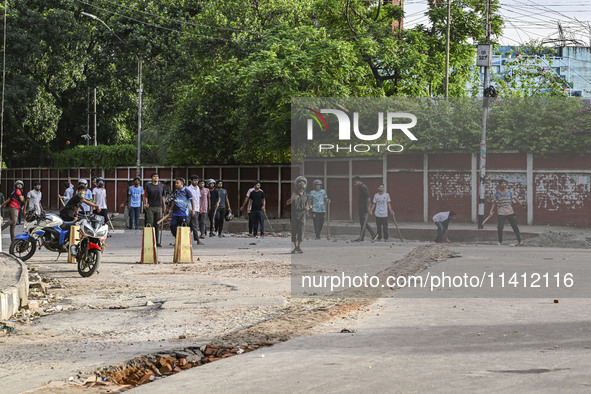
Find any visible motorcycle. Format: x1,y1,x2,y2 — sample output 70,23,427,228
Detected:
9,211,76,261
70,213,108,277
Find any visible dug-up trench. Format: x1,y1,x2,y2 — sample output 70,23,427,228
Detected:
66,244,457,391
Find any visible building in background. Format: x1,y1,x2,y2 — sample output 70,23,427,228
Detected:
474,46,591,97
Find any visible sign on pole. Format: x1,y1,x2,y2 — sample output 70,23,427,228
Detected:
477,44,492,67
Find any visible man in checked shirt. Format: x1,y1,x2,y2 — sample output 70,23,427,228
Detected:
489,179,524,246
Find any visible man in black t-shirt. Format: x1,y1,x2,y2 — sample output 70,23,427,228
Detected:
352,176,378,242
144,173,166,247
59,185,101,221
247,181,266,237
214,180,232,237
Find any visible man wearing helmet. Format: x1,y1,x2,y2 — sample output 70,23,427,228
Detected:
1,180,25,242
308,179,330,240
287,176,309,254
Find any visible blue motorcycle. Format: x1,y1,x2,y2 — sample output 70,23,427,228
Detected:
9,211,77,261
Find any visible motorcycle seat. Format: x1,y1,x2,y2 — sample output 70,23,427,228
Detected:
60,221,77,230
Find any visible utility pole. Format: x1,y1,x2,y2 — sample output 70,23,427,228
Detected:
445,0,451,97
87,87,90,142
137,59,142,170
478,0,491,229
94,87,97,146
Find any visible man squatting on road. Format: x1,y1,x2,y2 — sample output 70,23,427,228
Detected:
490,178,524,246
432,210,457,243
307,179,330,240
287,176,309,254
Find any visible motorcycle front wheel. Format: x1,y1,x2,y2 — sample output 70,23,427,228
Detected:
78,249,101,277
9,238,36,261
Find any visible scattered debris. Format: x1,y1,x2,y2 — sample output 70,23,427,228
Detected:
91,343,266,388
525,231,591,249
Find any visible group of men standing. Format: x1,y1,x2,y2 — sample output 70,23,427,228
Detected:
288,175,525,253
125,173,235,247
1,173,525,251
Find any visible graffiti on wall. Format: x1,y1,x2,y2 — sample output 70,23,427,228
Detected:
429,173,472,200
485,173,527,203
535,174,591,211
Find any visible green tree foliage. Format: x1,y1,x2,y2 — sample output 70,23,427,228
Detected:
1,1,587,169
52,144,160,169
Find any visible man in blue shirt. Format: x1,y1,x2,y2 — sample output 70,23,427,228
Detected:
308,179,330,240
124,177,144,230
170,177,194,237
77,179,93,215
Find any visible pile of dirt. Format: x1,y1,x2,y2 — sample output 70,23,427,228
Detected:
524,231,591,249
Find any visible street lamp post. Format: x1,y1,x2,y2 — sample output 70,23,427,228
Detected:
81,12,142,169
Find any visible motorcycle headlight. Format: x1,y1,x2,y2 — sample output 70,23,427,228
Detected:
95,228,108,239
83,222,94,235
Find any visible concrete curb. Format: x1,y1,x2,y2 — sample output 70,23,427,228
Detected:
224,221,534,243
0,253,29,321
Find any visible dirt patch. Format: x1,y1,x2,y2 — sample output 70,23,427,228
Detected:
50,244,456,392
524,231,591,249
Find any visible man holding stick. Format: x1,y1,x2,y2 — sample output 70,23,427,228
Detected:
489,179,524,246
369,183,393,242
352,176,378,243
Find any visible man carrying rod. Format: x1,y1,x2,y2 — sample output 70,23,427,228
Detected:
352,176,378,243
489,179,524,246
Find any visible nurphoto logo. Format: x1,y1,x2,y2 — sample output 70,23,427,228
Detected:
304,108,418,153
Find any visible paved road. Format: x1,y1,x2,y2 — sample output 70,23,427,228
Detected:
133,244,591,393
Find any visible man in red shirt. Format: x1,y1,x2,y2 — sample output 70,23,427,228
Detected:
1,180,26,242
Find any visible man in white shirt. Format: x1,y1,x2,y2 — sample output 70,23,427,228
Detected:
93,178,109,222
369,184,393,242
432,211,457,243
26,182,45,215
187,175,202,245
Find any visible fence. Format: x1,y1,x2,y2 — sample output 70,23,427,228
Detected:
1,165,293,219
302,152,591,226
2,152,590,226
